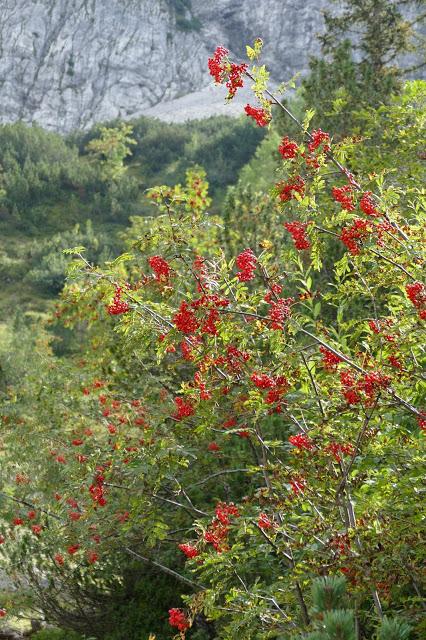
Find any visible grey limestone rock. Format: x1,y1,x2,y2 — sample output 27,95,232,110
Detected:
0,0,423,131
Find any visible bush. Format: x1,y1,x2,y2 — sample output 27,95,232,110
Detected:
0,37,424,640
0,122,91,218
32,628,86,640
24,221,117,295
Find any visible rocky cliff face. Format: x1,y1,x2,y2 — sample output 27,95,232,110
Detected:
0,0,331,131
0,0,422,131
0,0,209,130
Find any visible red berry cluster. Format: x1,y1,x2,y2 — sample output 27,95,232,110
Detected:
244,104,271,127
290,476,306,495
54,553,64,565
236,248,257,281
332,185,355,211
325,442,354,462
303,153,321,170
369,319,382,334
192,293,230,310
251,372,275,389
269,299,293,330
169,608,189,632
195,294,230,335
173,301,199,334
67,544,80,555
225,345,250,371
264,286,294,330
223,417,237,429
89,473,106,507
340,369,391,405
278,136,299,159
178,542,199,558
276,175,305,202
250,372,288,400
340,218,372,255
148,255,171,281
174,294,230,336
180,335,201,361
361,371,391,400
204,502,240,552
180,340,193,360
284,221,311,250
308,128,330,153
106,287,130,315
264,283,283,301
258,513,274,529
87,550,99,564
193,371,212,401
201,308,220,335
11,512,43,536
319,346,342,372
172,397,194,421
340,371,361,404
216,502,240,523
388,355,403,370
207,46,228,83
359,191,380,217
406,281,426,319
288,433,314,451
226,62,248,98
368,318,396,341
207,46,247,98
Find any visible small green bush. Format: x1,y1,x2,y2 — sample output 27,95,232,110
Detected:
32,628,86,640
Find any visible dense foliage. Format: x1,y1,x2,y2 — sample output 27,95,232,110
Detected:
0,115,263,232
0,114,263,321
0,37,424,640
302,0,425,133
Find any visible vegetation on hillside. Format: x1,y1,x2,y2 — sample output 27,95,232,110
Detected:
0,2,425,639
0,115,263,316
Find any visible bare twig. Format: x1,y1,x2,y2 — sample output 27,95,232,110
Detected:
124,547,204,590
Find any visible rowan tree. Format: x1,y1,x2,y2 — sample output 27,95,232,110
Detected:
0,39,424,640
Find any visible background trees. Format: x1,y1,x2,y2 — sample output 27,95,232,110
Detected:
302,0,426,133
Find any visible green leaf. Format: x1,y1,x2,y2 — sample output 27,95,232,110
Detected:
63,246,86,255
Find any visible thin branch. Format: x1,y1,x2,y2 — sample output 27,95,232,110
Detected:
368,248,417,280
0,491,63,521
124,547,204,590
186,468,252,489
301,352,326,419
297,326,423,417
152,493,209,517
335,398,379,499
252,520,310,626
252,521,293,564
298,327,366,373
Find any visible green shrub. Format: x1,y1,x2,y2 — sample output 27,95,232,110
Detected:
32,628,86,640
378,616,412,640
